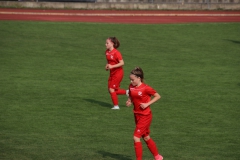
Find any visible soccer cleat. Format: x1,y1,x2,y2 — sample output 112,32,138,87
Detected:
111,106,120,110
155,154,163,160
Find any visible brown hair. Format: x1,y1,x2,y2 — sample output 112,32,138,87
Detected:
130,67,144,82
108,37,120,49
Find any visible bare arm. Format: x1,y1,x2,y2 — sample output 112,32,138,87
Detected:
140,93,161,109
107,60,124,69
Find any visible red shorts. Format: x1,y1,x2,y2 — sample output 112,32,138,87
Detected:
133,113,152,138
108,71,123,89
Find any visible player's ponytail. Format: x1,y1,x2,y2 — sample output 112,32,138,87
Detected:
130,67,144,82
108,37,120,49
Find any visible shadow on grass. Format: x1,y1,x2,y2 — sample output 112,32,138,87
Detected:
83,98,111,108
225,39,240,44
98,150,132,160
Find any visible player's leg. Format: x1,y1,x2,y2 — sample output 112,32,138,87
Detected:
144,136,163,160
133,114,143,160
115,88,129,96
109,88,119,109
114,71,129,96
143,114,163,160
115,89,126,94
134,136,142,160
108,76,119,109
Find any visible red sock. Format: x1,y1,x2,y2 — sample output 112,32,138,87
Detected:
110,92,118,106
134,142,143,160
115,89,126,95
145,138,159,157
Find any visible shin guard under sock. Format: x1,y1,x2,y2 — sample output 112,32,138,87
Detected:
134,142,143,160
115,89,126,95
110,92,118,106
145,138,159,157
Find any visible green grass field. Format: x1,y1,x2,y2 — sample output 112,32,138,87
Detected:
0,21,240,160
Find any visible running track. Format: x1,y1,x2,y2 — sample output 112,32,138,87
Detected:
0,8,240,24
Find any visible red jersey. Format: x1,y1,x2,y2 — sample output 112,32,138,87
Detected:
129,83,157,115
105,48,123,76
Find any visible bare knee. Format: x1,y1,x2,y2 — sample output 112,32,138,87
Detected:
143,135,150,142
109,88,115,93
133,136,140,142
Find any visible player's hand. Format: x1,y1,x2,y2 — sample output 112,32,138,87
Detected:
105,64,109,71
126,100,132,107
107,64,113,69
140,103,148,109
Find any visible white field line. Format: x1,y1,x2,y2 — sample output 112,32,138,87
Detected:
0,11,240,16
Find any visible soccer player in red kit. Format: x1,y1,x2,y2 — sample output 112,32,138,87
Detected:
126,67,163,160
105,37,128,110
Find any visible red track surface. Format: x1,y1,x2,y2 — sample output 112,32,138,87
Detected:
0,8,240,24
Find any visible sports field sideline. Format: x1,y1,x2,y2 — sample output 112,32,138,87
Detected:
0,8,240,23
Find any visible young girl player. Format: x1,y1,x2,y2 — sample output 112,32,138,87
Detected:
105,37,128,110
126,67,163,160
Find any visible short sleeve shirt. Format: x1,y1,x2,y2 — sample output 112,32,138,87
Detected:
129,83,157,115
105,48,123,76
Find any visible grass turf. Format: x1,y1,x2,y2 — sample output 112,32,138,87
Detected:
0,21,240,160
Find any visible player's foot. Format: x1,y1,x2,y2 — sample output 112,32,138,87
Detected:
111,106,120,110
126,89,129,97
155,154,163,160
